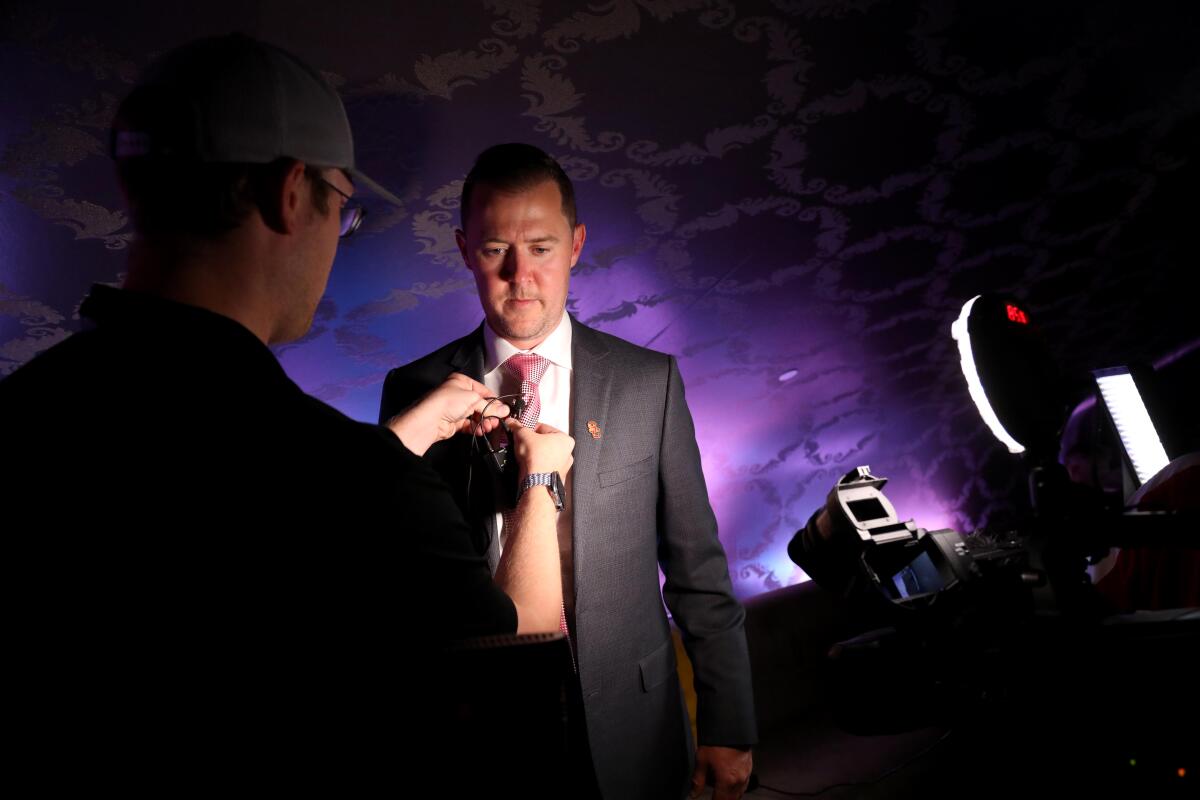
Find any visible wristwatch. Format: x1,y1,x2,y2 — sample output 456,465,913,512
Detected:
518,472,565,510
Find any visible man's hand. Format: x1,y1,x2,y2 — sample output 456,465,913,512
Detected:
385,373,507,456
507,419,574,479
690,745,752,800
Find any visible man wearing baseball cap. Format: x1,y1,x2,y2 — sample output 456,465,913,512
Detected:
1,34,571,789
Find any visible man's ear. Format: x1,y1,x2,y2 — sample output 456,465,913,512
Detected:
569,222,587,269
263,160,308,235
455,228,472,270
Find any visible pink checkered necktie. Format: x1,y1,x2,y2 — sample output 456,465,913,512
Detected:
499,353,574,667
501,353,549,429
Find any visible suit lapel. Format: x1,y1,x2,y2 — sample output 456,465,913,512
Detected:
448,325,486,381
442,325,485,472
444,325,499,569
569,319,613,616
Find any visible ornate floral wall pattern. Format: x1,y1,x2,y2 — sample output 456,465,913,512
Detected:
1,0,1195,597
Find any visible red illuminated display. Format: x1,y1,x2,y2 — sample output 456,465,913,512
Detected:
1006,303,1029,325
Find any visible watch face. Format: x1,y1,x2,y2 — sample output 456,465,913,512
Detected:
549,472,565,510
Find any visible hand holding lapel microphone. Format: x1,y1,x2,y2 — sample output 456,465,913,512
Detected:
470,394,526,511
479,394,525,477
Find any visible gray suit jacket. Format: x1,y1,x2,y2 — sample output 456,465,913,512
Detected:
380,318,757,799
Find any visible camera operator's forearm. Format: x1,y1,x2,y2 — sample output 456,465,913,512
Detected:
385,410,437,457
494,489,563,634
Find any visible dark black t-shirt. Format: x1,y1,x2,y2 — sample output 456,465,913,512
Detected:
0,285,516,787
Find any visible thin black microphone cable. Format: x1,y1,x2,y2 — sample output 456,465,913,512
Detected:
466,393,526,514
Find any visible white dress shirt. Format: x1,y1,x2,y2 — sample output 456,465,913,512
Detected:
482,313,575,625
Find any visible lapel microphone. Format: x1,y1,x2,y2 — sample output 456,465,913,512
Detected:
474,393,526,480
464,391,530,540
480,393,524,509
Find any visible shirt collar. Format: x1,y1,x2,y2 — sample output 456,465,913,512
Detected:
483,312,573,374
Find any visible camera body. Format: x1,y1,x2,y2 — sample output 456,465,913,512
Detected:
795,464,1198,793
824,466,1033,616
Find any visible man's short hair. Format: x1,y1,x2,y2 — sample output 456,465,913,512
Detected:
460,143,577,230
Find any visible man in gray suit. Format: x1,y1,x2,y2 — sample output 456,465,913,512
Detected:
379,144,756,800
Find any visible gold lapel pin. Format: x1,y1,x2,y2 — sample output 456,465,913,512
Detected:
587,420,602,439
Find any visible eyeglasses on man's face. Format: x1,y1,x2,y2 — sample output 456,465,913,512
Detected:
316,175,366,238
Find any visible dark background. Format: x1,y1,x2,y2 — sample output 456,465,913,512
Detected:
2,0,1195,598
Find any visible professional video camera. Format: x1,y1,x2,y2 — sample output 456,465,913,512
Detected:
789,295,1198,793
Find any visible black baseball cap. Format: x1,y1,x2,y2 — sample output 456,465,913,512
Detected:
111,33,402,206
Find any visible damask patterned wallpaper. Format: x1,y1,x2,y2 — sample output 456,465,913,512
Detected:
1,0,1195,597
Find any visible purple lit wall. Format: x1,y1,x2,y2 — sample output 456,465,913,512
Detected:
2,1,1195,597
